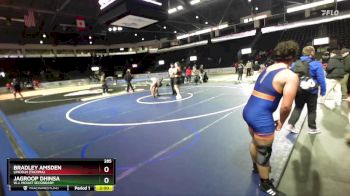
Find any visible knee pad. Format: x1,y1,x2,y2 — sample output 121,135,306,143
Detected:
256,145,272,166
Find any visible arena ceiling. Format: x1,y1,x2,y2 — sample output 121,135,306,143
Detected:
0,0,346,46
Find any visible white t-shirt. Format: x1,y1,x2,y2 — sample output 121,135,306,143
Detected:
168,67,176,78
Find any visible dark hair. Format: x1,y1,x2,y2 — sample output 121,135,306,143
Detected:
272,40,300,61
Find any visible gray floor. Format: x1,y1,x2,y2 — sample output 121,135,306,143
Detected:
279,101,350,196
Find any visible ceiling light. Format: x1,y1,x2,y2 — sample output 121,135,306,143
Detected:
174,30,177,33
177,5,184,10
255,7,259,11
177,23,229,40
89,36,92,39
117,27,123,31
99,0,117,10
194,28,212,35
205,21,208,24
89,41,93,45
211,30,257,43
261,13,350,34
40,40,43,44
287,0,345,13
196,16,199,19
254,15,267,20
108,27,112,32
120,48,124,51
168,8,177,14
158,40,208,53
190,0,201,5
42,34,46,38
163,26,167,29
112,26,117,32
177,34,190,40
142,0,162,6
142,38,145,41
135,33,138,36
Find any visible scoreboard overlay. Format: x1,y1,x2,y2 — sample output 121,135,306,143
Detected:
7,158,115,192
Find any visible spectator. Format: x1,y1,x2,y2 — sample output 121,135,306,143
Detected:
100,72,108,95
246,61,253,77
233,62,239,73
185,66,192,83
286,46,326,134
341,48,350,100
192,66,201,84
6,82,12,92
124,69,135,93
237,61,244,81
324,50,345,109
199,64,205,83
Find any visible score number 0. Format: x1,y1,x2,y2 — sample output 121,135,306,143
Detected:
103,159,112,184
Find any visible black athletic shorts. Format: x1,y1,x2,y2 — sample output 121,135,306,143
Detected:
14,85,21,92
174,77,181,85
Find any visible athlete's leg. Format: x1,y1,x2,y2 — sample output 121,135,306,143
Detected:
18,92,24,99
288,90,306,126
248,127,258,173
253,134,274,180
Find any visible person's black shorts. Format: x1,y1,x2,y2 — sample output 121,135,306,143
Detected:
14,85,21,92
174,77,181,85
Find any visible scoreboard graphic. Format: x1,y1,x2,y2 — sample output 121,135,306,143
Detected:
7,158,115,192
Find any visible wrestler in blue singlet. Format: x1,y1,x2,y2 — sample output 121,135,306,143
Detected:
243,68,286,136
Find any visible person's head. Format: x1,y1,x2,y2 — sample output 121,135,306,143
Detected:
341,48,349,57
330,49,342,57
174,62,180,68
302,46,316,58
321,51,330,62
127,69,131,73
272,40,300,66
170,63,174,68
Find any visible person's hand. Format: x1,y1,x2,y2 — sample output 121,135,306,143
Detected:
275,120,282,131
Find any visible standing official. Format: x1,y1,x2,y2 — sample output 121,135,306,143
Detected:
168,63,177,95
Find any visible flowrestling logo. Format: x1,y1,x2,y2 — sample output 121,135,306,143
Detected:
321,10,339,16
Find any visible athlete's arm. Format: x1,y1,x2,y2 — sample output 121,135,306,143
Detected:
277,73,299,130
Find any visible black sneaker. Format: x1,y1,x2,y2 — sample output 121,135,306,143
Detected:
259,179,278,196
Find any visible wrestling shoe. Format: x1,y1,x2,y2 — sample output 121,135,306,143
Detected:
259,179,278,196
285,124,299,134
308,128,321,134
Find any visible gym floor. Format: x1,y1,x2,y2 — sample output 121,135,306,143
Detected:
0,79,349,196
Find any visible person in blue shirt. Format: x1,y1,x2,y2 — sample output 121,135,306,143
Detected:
286,46,326,134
